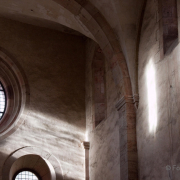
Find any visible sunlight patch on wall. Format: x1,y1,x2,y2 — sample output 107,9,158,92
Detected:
146,59,157,133
85,131,88,141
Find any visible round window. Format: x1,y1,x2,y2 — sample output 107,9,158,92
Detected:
0,81,6,120
0,50,29,140
15,170,39,180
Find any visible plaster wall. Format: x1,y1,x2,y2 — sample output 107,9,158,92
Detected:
0,17,86,180
85,39,123,180
138,0,180,179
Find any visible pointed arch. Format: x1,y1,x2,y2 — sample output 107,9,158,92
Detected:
53,0,132,96
51,1,138,179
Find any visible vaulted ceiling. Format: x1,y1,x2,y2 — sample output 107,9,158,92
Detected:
0,0,145,95
0,0,144,40
0,0,94,38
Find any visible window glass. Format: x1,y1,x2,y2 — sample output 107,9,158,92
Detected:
15,171,39,180
0,82,6,120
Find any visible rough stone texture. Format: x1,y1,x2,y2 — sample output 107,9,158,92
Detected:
85,39,121,180
0,17,86,180
138,0,180,179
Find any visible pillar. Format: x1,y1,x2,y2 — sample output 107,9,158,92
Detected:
116,96,138,180
83,141,90,180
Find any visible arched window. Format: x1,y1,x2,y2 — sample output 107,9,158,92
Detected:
92,47,106,128
14,170,39,180
0,82,6,120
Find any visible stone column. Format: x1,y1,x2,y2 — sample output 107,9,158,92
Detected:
116,96,138,180
83,141,90,180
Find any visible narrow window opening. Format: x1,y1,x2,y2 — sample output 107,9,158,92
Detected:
14,170,39,180
160,0,178,53
92,47,106,128
0,81,6,120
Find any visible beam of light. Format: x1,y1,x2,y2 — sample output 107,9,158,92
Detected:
146,60,157,133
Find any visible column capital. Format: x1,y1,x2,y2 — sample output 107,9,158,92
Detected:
82,141,90,150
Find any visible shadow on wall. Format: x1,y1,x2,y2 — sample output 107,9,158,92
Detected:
25,110,85,145
0,16,86,129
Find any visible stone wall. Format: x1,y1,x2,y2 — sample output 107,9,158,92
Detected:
137,0,180,179
85,39,122,180
0,17,86,180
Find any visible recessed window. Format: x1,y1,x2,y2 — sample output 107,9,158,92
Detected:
15,171,39,180
0,82,6,120
92,47,106,128
159,0,178,54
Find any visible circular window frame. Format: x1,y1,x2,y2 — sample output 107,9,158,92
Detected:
13,169,41,180
0,81,7,120
0,48,29,140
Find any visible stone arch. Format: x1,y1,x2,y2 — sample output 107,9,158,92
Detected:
2,146,64,180
10,154,56,180
51,1,138,179
53,0,132,97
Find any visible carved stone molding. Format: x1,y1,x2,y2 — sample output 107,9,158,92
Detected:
82,141,90,150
